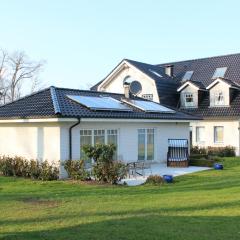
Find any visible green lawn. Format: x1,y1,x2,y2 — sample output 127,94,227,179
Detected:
1,158,240,240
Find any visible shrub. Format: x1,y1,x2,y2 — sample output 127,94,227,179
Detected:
63,159,90,180
190,146,207,155
0,156,59,181
190,146,235,157
189,154,208,161
82,144,127,184
145,175,164,185
92,160,127,184
207,146,235,157
189,159,215,167
39,161,59,181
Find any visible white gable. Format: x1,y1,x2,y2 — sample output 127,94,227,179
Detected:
97,60,160,103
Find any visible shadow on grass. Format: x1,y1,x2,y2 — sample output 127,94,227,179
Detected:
1,199,240,229
1,215,240,240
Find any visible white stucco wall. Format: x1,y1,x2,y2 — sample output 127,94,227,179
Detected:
0,122,61,163
60,120,190,163
180,85,198,108
0,119,190,178
98,63,160,103
190,120,240,155
209,81,230,106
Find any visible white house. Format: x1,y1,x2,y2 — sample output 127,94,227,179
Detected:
91,54,240,155
0,86,197,177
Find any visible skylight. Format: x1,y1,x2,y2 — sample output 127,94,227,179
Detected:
149,69,162,78
122,99,175,113
182,71,194,81
67,95,132,112
212,67,227,79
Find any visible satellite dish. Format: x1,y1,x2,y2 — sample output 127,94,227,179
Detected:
130,80,142,95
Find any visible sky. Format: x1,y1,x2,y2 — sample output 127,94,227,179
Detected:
0,0,240,90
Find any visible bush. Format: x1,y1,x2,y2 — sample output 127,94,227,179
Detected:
63,159,90,180
190,146,207,155
92,160,127,184
189,159,215,167
207,146,235,157
0,156,59,181
82,144,127,184
190,154,208,161
145,175,164,185
190,146,235,157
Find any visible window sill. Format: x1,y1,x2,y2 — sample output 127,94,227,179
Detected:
208,105,229,108
182,106,197,109
214,142,224,145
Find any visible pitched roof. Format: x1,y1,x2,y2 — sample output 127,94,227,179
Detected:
177,80,206,92
0,86,199,121
180,90,240,119
157,53,240,87
206,77,240,90
91,59,179,107
93,53,240,119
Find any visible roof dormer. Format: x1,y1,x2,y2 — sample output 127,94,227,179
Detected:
206,77,240,107
177,80,206,108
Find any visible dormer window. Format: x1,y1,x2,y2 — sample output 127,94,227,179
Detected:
184,93,194,107
182,71,194,81
214,91,224,106
212,67,227,79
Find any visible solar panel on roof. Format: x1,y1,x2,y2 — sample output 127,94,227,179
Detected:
122,99,175,113
67,95,132,111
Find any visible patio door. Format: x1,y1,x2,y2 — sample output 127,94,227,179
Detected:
138,129,154,161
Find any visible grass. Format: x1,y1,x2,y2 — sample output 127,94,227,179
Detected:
1,157,240,240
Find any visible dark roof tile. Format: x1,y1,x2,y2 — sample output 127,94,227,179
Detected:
0,87,199,121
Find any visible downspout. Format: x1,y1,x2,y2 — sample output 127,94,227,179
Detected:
69,118,81,160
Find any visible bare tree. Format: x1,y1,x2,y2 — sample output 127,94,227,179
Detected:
0,50,8,104
0,49,45,104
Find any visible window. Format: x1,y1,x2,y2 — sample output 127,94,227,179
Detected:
107,129,118,160
182,71,194,81
214,91,224,106
184,93,194,107
138,129,154,161
80,130,92,163
142,94,153,101
80,129,118,161
214,126,224,143
212,67,227,79
94,129,105,145
196,127,205,143
149,69,162,78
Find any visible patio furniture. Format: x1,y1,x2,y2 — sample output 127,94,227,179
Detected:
167,139,189,167
127,161,152,178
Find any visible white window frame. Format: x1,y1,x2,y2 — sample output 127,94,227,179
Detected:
196,126,205,144
137,128,155,161
184,92,194,107
80,129,119,160
214,126,224,144
142,94,153,101
214,91,224,106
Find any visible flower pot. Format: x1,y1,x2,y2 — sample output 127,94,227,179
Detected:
214,163,223,170
163,175,173,183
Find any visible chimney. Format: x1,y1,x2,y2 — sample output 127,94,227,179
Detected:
123,82,130,99
165,64,174,77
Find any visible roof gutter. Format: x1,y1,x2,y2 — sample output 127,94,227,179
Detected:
69,118,81,160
